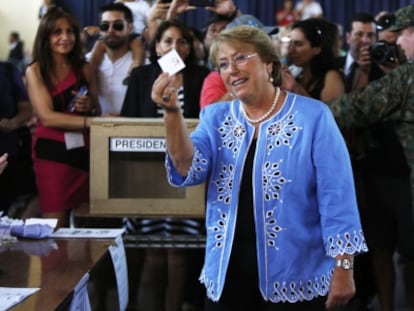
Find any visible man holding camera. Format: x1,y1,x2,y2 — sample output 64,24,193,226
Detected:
328,5,414,311
339,12,385,92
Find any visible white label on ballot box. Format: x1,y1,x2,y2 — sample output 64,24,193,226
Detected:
110,137,166,152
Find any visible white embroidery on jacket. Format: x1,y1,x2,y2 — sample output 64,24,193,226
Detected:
266,112,302,154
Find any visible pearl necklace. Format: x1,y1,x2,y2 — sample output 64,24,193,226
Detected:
241,87,281,124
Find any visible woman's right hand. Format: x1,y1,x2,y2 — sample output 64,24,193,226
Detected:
151,72,183,112
206,0,237,16
148,0,170,22
167,0,196,19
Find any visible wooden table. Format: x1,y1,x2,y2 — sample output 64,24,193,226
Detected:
0,237,115,310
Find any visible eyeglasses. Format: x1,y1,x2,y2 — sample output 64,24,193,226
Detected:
217,53,258,71
99,21,125,32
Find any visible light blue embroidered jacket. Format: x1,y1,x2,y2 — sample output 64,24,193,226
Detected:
166,92,368,302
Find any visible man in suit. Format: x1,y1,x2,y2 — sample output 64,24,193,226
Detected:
336,13,384,92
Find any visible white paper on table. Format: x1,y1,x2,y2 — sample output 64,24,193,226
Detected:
109,235,128,311
51,228,125,239
157,49,186,75
0,287,40,310
9,218,57,239
25,218,58,227
69,273,91,311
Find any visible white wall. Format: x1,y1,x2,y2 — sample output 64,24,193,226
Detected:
0,0,43,61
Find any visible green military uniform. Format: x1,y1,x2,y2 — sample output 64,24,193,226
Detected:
328,60,414,257
329,4,414,178
328,60,414,192
328,61,414,174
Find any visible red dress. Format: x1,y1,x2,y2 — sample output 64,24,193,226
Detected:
276,9,296,27
32,70,89,213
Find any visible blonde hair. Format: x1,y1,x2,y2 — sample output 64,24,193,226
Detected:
209,25,282,86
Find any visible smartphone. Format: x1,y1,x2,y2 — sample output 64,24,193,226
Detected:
67,85,88,112
161,0,172,3
288,65,303,79
189,0,215,6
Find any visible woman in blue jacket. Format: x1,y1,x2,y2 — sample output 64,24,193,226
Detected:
151,25,367,311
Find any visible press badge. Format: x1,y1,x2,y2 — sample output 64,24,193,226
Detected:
64,132,85,150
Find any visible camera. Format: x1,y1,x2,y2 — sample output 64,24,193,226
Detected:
370,41,397,64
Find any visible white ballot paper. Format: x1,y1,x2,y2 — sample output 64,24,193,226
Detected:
0,287,40,310
69,273,91,311
52,228,125,239
157,48,186,75
109,235,128,311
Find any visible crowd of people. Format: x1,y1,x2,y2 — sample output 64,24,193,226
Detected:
1,0,414,310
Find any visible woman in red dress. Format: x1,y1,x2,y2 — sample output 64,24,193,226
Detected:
26,8,99,228
275,0,296,27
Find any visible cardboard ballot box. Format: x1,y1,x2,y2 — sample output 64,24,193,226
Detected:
90,118,205,217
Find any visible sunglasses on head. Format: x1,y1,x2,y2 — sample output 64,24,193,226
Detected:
376,14,396,31
99,21,125,32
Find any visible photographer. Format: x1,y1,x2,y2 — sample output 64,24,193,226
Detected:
339,12,385,92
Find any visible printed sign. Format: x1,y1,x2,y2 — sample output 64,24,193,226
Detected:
110,137,166,152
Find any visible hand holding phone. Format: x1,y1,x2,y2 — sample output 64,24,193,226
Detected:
288,65,303,78
68,86,88,112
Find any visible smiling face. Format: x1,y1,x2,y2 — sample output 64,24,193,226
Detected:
156,26,190,61
288,27,321,67
217,41,272,104
49,17,76,56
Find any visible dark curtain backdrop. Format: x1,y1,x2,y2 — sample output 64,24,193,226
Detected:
56,0,413,34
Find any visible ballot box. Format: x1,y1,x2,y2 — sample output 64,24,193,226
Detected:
90,118,205,217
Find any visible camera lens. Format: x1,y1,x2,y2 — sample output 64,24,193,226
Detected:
370,41,396,64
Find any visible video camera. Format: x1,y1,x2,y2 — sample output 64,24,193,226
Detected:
370,41,398,64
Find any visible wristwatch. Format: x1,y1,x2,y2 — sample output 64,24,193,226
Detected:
335,258,354,270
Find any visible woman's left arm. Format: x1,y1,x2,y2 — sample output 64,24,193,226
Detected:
326,255,355,309
82,62,100,116
320,70,345,103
